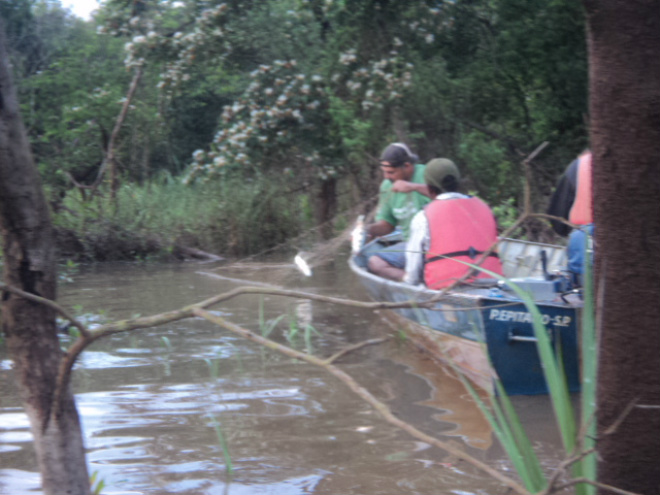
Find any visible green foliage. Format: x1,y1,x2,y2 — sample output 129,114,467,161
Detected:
492,197,519,233
51,171,309,259
6,0,590,255
457,131,520,205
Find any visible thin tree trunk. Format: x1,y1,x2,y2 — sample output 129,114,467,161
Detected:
0,23,91,495
583,1,660,493
316,177,337,239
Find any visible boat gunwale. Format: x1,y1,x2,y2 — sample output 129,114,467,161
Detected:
348,255,580,310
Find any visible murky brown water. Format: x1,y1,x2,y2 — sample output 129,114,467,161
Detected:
0,254,565,494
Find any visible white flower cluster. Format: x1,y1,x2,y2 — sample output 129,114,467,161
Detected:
110,3,229,89
402,4,445,46
337,51,414,111
339,49,357,65
159,4,230,93
185,61,328,181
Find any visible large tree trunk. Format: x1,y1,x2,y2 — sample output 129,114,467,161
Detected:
0,23,91,495
583,1,660,494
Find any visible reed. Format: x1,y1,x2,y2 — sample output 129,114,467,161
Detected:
89,470,106,495
258,298,286,339
450,260,597,494
209,414,234,482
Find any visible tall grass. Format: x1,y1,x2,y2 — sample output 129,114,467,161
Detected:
51,172,312,260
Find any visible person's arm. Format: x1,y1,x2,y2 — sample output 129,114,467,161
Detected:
367,219,395,238
403,212,428,285
390,180,432,198
369,181,397,238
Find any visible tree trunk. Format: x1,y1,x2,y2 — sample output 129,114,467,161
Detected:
316,177,337,240
0,23,91,495
583,1,660,493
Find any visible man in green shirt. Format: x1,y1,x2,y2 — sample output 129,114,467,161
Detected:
367,143,432,280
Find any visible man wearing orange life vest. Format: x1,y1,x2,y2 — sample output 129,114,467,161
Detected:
547,150,594,285
404,158,503,289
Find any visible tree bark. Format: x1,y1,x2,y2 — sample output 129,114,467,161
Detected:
316,176,337,240
0,23,91,495
583,1,660,493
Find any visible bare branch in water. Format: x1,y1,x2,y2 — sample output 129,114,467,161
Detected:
193,307,530,495
324,338,390,364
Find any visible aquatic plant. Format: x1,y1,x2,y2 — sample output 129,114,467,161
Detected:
89,470,106,495
209,414,234,483
445,258,597,494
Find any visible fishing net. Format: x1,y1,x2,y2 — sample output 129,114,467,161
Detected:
200,195,377,285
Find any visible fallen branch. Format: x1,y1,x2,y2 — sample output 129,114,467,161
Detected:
175,245,225,262
5,266,605,495
193,307,530,495
324,337,389,364
49,285,446,419
0,282,89,338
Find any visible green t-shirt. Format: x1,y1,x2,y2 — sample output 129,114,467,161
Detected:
375,164,430,239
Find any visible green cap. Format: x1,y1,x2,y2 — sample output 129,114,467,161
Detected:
424,158,460,192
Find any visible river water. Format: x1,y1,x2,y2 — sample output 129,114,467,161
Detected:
0,253,564,495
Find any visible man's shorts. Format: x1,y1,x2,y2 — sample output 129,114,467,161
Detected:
371,241,407,269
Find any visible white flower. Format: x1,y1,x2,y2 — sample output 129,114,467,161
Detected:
339,50,357,65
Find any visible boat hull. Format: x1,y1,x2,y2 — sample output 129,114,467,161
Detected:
349,239,582,395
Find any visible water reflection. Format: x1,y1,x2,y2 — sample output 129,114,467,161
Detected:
0,258,563,494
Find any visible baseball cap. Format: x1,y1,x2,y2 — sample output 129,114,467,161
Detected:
424,158,460,192
379,143,417,167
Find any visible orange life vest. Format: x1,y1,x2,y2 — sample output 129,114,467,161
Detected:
424,197,503,289
569,151,593,225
